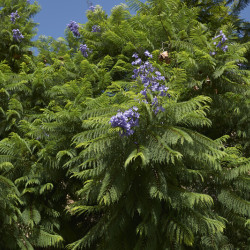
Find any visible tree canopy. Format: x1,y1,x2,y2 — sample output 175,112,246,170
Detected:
0,0,249,249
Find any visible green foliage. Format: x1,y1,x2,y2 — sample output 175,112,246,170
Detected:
0,0,249,249
0,0,40,72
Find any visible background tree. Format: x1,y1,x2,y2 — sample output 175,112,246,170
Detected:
0,0,40,72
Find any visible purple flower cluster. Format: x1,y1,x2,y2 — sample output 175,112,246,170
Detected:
79,44,91,57
92,25,101,32
132,51,169,114
110,107,140,136
237,63,248,70
211,30,228,55
144,50,152,58
67,21,80,37
110,51,170,136
89,5,96,11
10,10,20,23
12,29,24,41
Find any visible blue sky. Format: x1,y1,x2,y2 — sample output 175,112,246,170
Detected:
33,0,129,39
241,5,250,20
32,0,250,40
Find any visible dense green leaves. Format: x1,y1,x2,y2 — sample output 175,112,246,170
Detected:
0,0,249,249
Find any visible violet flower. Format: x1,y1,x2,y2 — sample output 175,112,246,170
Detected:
211,30,228,55
110,107,140,136
12,29,24,41
144,50,152,58
67,21,80,37
89,5,96,11
91,25,101,32
10,10,20,23
79,44,91,57
132,51,169,114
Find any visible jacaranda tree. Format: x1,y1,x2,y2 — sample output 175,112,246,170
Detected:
0,0,249,249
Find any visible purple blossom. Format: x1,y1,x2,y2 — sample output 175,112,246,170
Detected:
140,89,147,97
79,44,91,57
157,76,166,81
222,45,228,52
91,25,101,32
210,51,216,56
158,86,169,96
141,99,148,104
67,21,80,37
152,96,158,106
150,82,159,92
237,63,247,69
154,105,165,114
216,41,222,48
12,29,24,41
110,107,140,136
221,35,227,43
89,5,96,11
151,96,165,114
10,11,20,23
132,53,139,59
144,50,152,58
212,34,221,40
211,30,228,55
132,58,142,66
132,52,169,114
